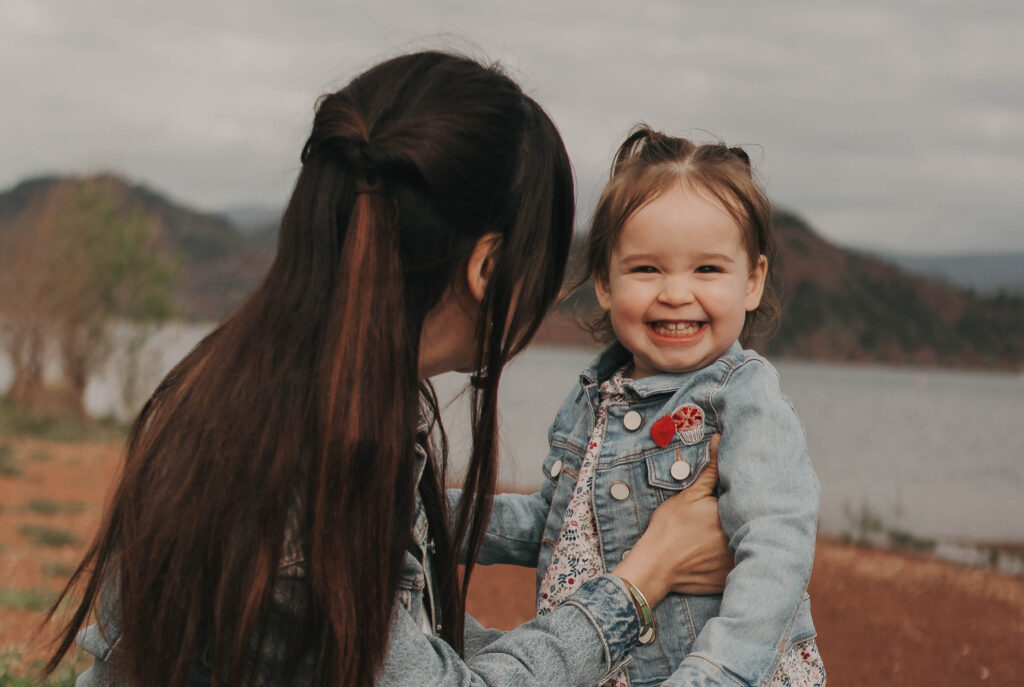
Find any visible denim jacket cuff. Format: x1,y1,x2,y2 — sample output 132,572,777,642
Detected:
561,574,638,679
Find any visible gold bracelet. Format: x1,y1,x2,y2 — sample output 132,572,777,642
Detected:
622,579,655,644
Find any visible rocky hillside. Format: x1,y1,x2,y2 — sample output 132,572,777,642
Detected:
759,211,1023,367
2,173,1021,369
549,210,1024,370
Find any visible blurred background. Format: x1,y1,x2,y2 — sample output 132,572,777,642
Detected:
0,1,1021,685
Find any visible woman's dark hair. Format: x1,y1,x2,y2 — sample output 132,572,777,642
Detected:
46,51,574,687
576,125,779,345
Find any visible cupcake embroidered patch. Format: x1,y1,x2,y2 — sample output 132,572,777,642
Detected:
671,404,705,444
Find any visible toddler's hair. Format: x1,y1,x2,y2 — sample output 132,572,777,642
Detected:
577,125,780,345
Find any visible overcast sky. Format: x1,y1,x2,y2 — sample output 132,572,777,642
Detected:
3,0,1023,254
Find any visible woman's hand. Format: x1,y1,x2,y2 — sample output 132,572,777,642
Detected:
611,434,732,606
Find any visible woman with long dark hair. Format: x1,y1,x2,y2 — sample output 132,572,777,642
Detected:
46,51,731,686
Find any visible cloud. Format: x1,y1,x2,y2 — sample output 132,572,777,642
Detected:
2,0,1023,252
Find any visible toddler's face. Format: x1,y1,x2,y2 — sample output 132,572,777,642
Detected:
595,183,767,379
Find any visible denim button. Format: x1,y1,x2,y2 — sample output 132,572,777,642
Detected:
639,627,655,645
623,410,643,431
670,460,691,480
610,482,630,500
621,548,631,560
549,459,563,478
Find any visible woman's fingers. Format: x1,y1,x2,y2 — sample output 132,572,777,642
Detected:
682,433,720,501
656,437,731,594
663,492,732,595
612,436,732,602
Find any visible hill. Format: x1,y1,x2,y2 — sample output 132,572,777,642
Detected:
0,174,274,320
547,210,1024,370
1,174,1021,370
759,211,1024,367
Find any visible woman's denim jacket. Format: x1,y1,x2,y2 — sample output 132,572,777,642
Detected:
73,426,646,687
473,342,819,687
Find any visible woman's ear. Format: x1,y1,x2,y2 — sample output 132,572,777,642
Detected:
465,233,503,303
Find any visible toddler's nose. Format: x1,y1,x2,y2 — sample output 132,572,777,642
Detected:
658,276,695,305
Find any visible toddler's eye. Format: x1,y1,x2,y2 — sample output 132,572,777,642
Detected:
696,265,722,274
630,265,658,274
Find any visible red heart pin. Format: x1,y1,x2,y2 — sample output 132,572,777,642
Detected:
651,415,676,447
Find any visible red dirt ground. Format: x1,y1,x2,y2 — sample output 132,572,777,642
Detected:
2,436,1022,685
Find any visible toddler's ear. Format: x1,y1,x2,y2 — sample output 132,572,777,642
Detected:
744,255,768,311
594,276,613,312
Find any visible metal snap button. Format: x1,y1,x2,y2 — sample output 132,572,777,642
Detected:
623,410,643,431
549,459,563,478
609,481,630,500
638,627,655,645
621,548,631,560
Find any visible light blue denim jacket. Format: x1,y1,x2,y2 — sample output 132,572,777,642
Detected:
472,342,819,687
74,429,645,687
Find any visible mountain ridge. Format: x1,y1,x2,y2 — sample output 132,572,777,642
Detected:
2,173,1021,370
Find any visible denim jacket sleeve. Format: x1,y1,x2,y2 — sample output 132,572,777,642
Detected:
665,357,820,687
445,385,571,568
378,574,640,687
75,570,641,687
446,486,553,567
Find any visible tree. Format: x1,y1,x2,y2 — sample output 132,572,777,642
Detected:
0,179,177,417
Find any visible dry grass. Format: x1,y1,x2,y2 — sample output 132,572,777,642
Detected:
1,435,1022,686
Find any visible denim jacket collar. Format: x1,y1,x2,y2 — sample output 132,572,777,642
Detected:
579,340,744,405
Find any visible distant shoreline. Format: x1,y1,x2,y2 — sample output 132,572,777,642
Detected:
531,317,1024,373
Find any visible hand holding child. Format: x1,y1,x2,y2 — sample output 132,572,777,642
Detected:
612,434,732,607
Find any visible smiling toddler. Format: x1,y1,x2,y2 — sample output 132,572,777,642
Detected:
477,126,826,687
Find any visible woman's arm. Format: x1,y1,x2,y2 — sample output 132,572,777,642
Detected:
380,574,639,686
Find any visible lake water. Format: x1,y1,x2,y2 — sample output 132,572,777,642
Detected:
3,328,1021,560
432,345,1024,552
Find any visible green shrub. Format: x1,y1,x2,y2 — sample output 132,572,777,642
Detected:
29,450,54,463
0,396,125,442
41,560,77,578
0,443,22,477
886,528,936,552
18,524,80,548
25,500,87,516
0,587,55,612
0,649,83,687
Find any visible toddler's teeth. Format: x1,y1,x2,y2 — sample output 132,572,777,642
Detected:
652,321,701,336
